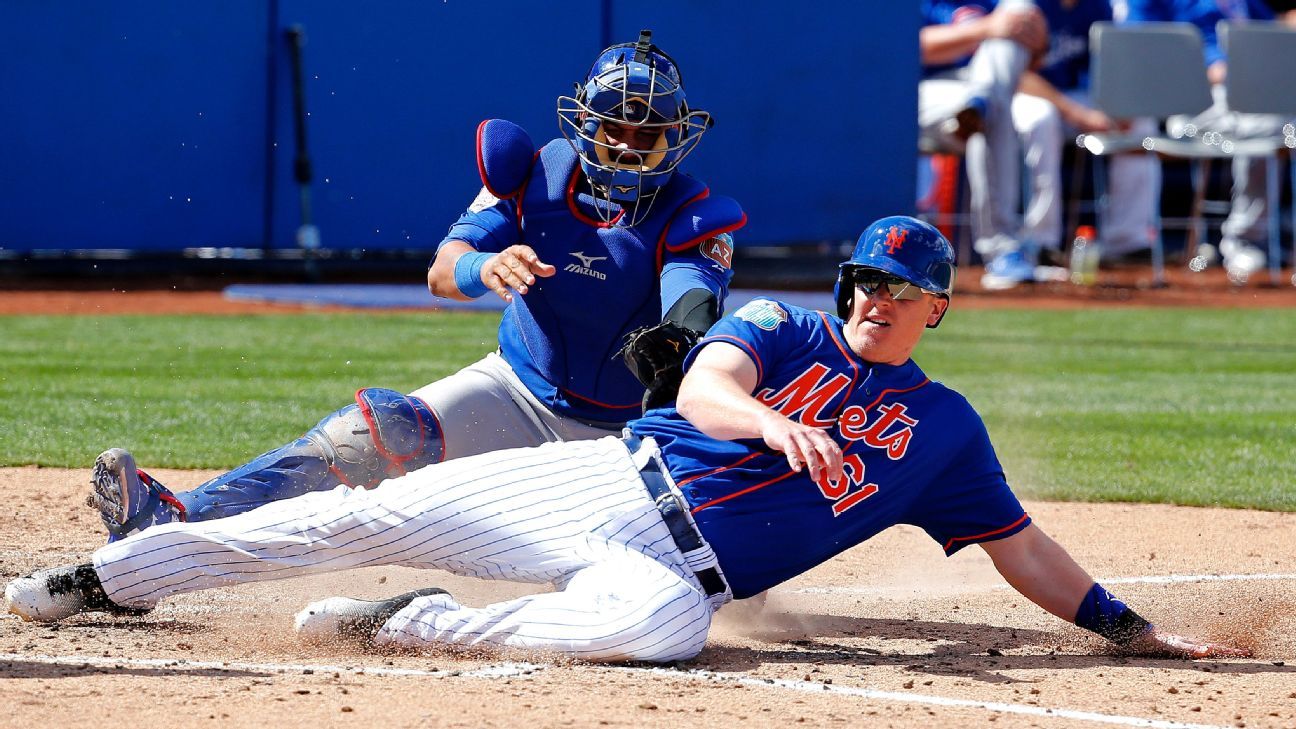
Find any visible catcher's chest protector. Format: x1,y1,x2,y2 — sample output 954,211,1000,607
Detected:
478,125,741,422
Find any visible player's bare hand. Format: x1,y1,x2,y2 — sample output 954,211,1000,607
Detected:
1123,627,1252,659
1065,105,1117,134
758,410,843,483
986,5,1048,55
482,245,557,302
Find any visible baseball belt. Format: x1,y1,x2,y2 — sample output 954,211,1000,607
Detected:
623,434,730,603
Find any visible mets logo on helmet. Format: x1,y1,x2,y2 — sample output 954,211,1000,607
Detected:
884,226,908,254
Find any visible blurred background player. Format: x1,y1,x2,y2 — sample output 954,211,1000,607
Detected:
1012,0,1158,264
919,0,1050,290
86,30,746,542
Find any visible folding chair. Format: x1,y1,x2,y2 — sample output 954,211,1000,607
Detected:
1080,22,1215,287
1219,20,1296,286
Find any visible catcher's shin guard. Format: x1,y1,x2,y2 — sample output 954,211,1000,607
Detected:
177,388,444,522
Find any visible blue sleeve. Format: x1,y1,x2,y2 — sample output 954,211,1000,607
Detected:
906,403,1031,555
660,232,736,321
438,194,520,254
1119,0,1172,23
684,299,803,386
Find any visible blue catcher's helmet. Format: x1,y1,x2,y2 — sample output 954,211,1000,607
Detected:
558,30,712,226
835,216,956,328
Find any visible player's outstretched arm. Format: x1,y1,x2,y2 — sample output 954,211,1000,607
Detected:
429,241,556,302
979,524,1251,659
676,342,843,484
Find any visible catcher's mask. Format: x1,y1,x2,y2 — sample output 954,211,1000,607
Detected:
834,216,956,328
557,29,712,227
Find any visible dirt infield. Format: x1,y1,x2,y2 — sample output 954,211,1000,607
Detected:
3,274,1294,727
2,467,1294,728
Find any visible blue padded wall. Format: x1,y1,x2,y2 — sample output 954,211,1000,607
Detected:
0,1,918,254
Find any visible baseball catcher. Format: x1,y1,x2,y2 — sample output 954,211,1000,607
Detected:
80,29,744,541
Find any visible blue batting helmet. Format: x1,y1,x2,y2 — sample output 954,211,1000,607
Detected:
557,30,712,225
835,216,956,326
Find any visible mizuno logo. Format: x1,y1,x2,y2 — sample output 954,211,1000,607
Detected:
565,251,608,280
614,185,637,194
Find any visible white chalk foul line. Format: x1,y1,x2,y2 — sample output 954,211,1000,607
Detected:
1098,573,1296,586
0,652,543,679
0,652,1231,728
629,667,1231,729
793,572,1296,595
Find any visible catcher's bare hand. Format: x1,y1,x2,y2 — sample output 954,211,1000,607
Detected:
758,410,843,483
481,245,556,302
1123,627,1252,659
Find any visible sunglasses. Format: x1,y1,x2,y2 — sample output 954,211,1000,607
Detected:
851,269,934,302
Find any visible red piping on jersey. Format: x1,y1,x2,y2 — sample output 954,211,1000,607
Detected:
513,151,540,239
686,377,933,514
655,188,709,272
818,311,864,422
943,513,1031,553
664,213,747,254
689,468,799,515
566,166,623,228
677,451,761,490
475,120,510,200
561,387,640,411
700,334,765,383
858,379,931,413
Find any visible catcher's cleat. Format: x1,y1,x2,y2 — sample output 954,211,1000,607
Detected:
4,563,147,622
87,448,184,542
294,587,451,643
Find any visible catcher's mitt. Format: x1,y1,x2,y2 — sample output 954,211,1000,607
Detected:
617,321,702,412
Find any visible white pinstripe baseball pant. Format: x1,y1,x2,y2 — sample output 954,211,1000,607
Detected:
91,436,716,663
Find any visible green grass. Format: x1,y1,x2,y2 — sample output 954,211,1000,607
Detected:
2,308,1293,510
918,308,1296,510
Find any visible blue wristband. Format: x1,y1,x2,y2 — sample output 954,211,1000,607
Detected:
453,251,492,298
1074,582,1152,644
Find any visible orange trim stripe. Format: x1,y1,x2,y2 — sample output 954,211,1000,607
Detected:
699,334,764,383
566,166,623,228
690,468,799,514
676,451,762,490
561,387,639,410
942,513,1031,552
663,216,747,253
656,188,710,272
817,312,863,421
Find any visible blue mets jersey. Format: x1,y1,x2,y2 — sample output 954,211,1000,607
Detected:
442,139,743,424
630,299,1030,599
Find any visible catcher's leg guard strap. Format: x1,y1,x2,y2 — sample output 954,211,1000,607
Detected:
177,389,444,522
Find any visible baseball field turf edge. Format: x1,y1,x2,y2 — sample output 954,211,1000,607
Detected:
2,308,1293,510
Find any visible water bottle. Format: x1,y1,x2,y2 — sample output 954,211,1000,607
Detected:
1069,225,1100,286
